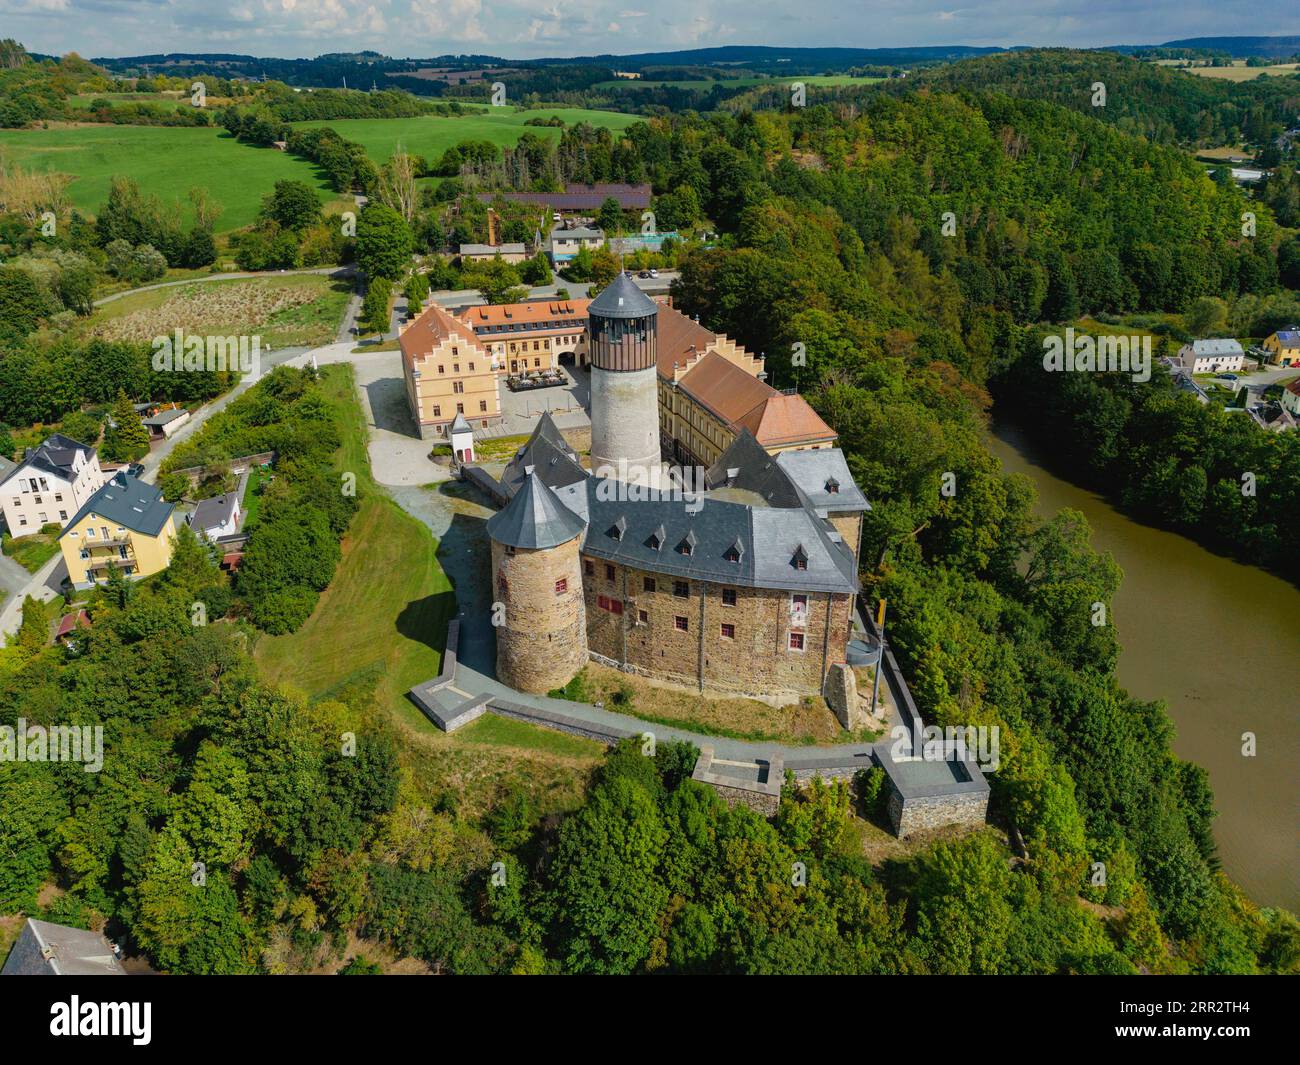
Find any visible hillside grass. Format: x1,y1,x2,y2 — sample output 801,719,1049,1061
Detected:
1,530,62,573
594,74,881,90
290,107,641,165
252,360,602,818
0,125,337,232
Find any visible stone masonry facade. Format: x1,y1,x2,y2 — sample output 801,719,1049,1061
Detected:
581,555,853,697
887,789,989,838
492,537,588,694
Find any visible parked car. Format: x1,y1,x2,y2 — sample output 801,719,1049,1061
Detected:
648,268,659,278
637,270,650,278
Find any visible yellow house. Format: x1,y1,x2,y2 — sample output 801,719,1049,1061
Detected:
59,472,177,588
1261,330,1300,367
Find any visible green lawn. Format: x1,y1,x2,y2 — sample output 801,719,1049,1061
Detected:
239,465,269,531
0,125,337,232
254,364,455,722
1,531,62,573
291,107,642,165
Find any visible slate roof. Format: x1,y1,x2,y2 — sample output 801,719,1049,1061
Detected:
476,183,651,210
1,433,96,487
1188,338,1244,356
487,471,587,550
774,448,870,514
142,407,187,427
550,476,859,594
60,472,174,538
1272,330,1300,344
500,412,588,499
588,272,659,320
190,492,239,532
459,242,526,256
0,455,14,482
0,918,124,976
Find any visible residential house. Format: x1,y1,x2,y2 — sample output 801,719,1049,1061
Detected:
59,472,178,588
459,242,527,264
549,224,605,264
189,491,242,540
1282,378,1300,417
1,918,125,975
1177,338,1245,374
1261,329,1300,367
399,303,504,440
55,609,92,646
0,433,105,537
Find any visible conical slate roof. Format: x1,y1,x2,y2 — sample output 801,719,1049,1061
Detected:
587,272,658,320
487,470,587,549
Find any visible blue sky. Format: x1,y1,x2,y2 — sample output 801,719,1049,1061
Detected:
1,0,1295,60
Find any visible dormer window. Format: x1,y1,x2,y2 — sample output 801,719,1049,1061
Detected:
724,538,743,564
647,524,665,551
791,544,808,571
609,515,627,541
825,477,840,495
677,529,697,557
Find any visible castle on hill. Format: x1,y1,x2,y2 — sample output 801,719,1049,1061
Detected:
473,275,870,701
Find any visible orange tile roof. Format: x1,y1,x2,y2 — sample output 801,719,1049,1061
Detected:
655,303,719,377
678,351,778,426
735,392,837,448
399,303,486,371
456,299,591,332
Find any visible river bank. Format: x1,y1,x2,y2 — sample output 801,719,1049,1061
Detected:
988,421,1299,910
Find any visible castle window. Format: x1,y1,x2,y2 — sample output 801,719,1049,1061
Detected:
721,588,736,607
673,580,688,599
554,578,567,595
825,477,840,495
638,609,649,625
724,538,743,564
605,563,615,581
789,632,805,651
791,545,808,571
432,405,440,417
647,525,665,551
584,560,594,576
480,401,488,412
453,381,465,394
497,574,508,593
643,577,656,593
792,594,808,617
453,364,460,373
469,362,475,371
609,516,627,541
676,529,697,556
674,616,689,632
720,623,735,640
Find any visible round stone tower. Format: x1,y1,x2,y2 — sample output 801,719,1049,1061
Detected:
486,471,589,694
587,273,662,485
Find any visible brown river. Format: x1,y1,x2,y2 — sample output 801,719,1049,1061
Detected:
987,423,1299,910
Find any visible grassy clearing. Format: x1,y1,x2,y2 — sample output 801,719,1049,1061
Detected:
291,107,641,166
252,361,600,818
554,661,870,745
0,125,336,232
254,364,453,720
1,530,63,573
84,274,352,349
1183,63,1300,81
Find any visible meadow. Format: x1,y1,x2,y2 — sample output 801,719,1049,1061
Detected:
0,124,337,232
290,106,642,165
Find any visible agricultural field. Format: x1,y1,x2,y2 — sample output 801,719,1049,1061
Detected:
1164,61,1300,81
291,106,642,165
84,274,352,349
0,125,337,232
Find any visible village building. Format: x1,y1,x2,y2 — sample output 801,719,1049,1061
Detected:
1176,338,1246,374
1261,329,1300,367
458,242,527,264
189,491,242,541
476,182,652,213
1,918,125,976
58,472,178,588
0,433,106,536
1281,378,1300,418
549,223,605,264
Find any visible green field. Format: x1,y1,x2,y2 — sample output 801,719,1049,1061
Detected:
593,75,880,90
0,125,336,232
291,106,642,165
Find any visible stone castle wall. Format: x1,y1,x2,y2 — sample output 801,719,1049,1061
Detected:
492,538,588,694
582,555,853,697
887,789,989,838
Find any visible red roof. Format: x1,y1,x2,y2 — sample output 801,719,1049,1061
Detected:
56,610,91,639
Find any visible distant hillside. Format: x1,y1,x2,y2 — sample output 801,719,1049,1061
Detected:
533,44,1006,72
1156,36,1300,58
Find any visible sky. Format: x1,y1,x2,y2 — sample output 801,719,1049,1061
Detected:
1,0,1296,61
